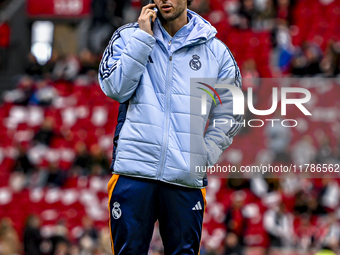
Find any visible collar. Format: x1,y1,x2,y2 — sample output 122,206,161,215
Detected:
154,11,194,39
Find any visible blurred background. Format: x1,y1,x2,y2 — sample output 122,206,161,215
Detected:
0,0,340,254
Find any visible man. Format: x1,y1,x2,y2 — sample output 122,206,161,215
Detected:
98,0,242,254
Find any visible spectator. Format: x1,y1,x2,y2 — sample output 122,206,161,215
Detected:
68,245,80,255
79,235,95,254
315,135,333,164
11,144,35,190
320,54,336,77
320,214,340,252
33,117,56,146
52,54,81,81
98,227,112,255
319,178,339,210
29,80,58,106
272,19,294,72
276,0,292,21
295,214,318,252
13,144,34,174
46,163,66,187
304,44,323,76
79,216,98,244
0,218,21,255
188,0,210,15
291,52,308,76
227,176,250,190
224,232,243,255
72,142,91,174
307,196,327,216
290,42,323,77
49,221,69,255
263,203,295,250
42,50,60,77
23,215,42,255
53,241,68,255
241,59,260,96
291,135,316,166
3,76,35,106
78,48,98,75
294,190,310,215
257,0,276,30
25,53,43,77
224,191,246,242
90,164,104,176
238,0,258,29
89,144,110,175
330,41,340,77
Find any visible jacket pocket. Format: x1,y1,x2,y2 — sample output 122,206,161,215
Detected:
196,137,208,168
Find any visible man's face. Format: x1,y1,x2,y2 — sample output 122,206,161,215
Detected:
154,0,187,21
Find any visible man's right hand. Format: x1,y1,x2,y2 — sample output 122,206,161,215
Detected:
138,3,157,36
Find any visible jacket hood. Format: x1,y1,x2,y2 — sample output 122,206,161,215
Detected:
153,9,217,49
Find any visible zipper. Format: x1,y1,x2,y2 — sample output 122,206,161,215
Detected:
156,53,173,180
153,34,207,180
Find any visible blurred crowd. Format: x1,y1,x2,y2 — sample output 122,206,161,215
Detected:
0,215,112,255
1,46,111,189
263,118,340,167
2,176,340,255
0,0,340,254
189,0,340,78
287,40,340,77
199,176,340,255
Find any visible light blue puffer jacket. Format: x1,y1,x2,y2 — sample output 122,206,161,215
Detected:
98,10,242,188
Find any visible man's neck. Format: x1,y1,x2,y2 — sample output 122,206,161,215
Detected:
161,10,188,37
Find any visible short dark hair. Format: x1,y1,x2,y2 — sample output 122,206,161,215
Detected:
188,0,193,6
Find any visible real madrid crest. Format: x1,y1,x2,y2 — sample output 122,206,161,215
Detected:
112,202,122,219
189,55,202,71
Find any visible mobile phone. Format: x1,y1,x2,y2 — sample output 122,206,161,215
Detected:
149,0,158,30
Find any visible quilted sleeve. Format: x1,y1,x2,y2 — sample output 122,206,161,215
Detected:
98,26,156,103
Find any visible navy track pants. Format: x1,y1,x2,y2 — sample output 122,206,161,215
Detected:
107,175,206,255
